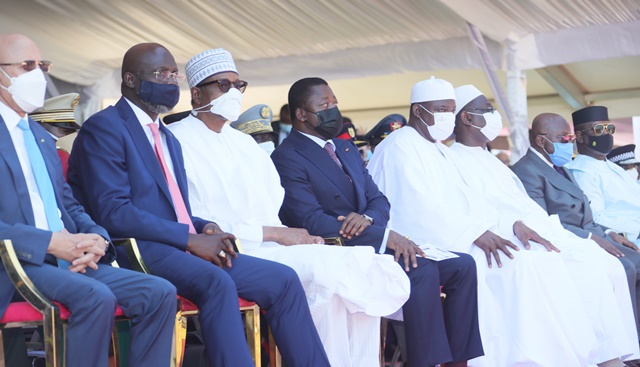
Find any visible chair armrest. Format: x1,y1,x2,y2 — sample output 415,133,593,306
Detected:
0,240,57,314
323,237,345,246
112,238,151,274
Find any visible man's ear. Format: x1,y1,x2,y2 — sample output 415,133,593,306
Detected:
575,130,584,144
295,107,306,122
459,111,473,126
191,87,201,105
123,72,136,89
411,104,421,118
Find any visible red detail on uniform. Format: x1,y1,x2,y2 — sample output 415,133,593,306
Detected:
336,132,352,140
57,149,70,182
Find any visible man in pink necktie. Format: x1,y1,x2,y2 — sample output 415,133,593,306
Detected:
68,43,330,367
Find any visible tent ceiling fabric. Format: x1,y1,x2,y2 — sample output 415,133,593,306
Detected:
2,0,639,87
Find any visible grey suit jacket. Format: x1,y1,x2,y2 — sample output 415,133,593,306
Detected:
511,149,609,239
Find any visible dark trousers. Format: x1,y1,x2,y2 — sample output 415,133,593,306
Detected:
400,252,483,367
147,250,331,367
22,263,176,367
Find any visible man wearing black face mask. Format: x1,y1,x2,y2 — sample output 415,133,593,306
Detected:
566,106,640,248
272,77,483,367
69,44,331,367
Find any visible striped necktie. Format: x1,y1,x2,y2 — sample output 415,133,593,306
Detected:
17,119,70,269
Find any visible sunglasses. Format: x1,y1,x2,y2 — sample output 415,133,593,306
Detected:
580,123,615,136
197,79,248,93
0,60,52,72
540,134,576,144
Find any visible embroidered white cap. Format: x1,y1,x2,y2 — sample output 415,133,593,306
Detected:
186,48,237,88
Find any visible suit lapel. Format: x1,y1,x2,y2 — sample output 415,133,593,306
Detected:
289,130,357,204
159,123,190,207
333,141,366,211
117,100,173,203
0,116,34,224
528,150,584,200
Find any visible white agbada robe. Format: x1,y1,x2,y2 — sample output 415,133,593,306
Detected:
167,115,410,367
449,142,639,363
567,154,640,243
368,126,634,366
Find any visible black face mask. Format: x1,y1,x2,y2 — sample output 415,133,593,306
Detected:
138,79,180,109
586,134,614,154
306,107,343,140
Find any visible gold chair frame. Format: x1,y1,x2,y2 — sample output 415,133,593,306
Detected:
114,238,261,367
0,239,64,367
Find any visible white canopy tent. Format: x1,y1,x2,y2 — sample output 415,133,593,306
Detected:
2,0,640,157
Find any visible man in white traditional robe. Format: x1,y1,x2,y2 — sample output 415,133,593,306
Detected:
368,78,638,367
566,106,640,246
167,48,410,367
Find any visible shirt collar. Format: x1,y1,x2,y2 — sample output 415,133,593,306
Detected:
0,100,26,131
297,129,336,149
123,97,160,127
530,147,554,168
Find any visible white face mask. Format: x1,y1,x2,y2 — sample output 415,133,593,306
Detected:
0,67,47,113
193,88,243,122
418,104,455,141
468,110,503,142
258,141,275,155
624,167,639,181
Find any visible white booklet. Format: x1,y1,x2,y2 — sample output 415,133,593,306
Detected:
418,245,460,261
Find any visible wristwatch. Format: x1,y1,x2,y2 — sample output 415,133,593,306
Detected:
363,214,374,224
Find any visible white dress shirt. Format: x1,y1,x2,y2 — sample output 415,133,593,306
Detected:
0,100,56,230
124,98,177,182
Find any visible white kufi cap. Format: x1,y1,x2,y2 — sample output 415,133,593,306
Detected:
410,76,455,104
186,48,237,88
454,85,483,115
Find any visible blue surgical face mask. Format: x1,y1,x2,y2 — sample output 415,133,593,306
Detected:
542,136,574,167
137,79,180,110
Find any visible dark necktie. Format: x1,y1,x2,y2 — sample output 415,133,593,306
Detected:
554,165,568,180
324,142,351,181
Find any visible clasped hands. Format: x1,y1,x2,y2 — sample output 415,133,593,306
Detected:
48,229,109,273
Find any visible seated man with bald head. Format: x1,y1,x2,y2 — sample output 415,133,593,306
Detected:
512,112,640,346
68,43,330,366
0,34,176,367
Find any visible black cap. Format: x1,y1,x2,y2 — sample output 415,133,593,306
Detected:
365,114,407,141
572,106,609,128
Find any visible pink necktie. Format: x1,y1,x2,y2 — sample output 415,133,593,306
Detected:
148,123,196,234
324,142,351,181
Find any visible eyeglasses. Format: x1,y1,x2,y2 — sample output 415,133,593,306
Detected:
539,133,576,144
152,69,186,82
580,123,615,136
465,106,497,114
197,79,248,93
0,60,52,72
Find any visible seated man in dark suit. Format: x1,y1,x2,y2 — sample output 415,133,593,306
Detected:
0,34,176,367
511,112,640,344
68,43,329,367
271,77,483,367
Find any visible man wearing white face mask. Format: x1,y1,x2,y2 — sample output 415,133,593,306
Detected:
369,79,640,367
229,104,278,155
168,52,411,367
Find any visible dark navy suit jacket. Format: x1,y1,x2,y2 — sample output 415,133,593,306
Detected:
271,129,389,252
0,116,111,317
68,98,209,266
